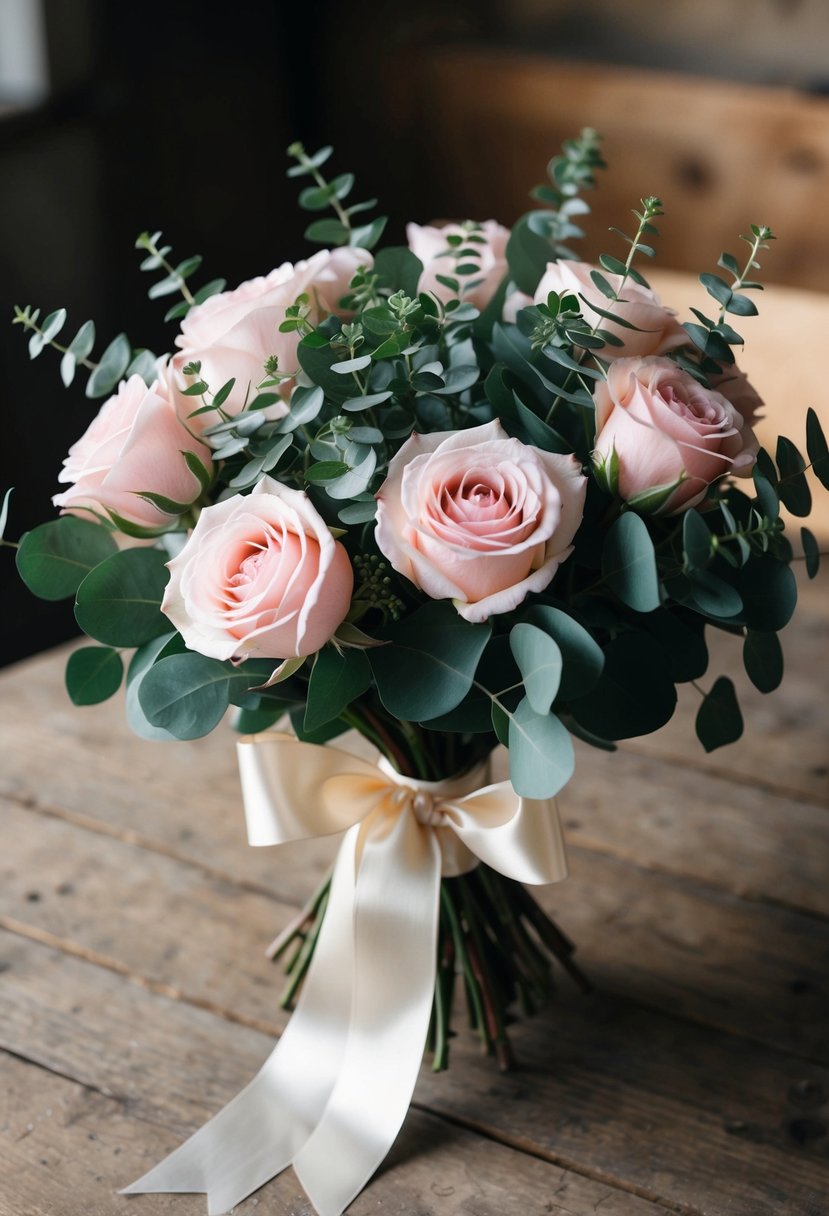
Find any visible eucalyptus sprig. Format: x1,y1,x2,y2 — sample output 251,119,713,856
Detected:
11,305,151,398
506,127,606,293
684,224,775,365
136,230,226,323
287,143,387,250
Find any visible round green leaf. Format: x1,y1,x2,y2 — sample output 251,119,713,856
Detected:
522,605,605,700
65,646,123,706
126,633,182,740
743,630,783,694
509,623,562,715
304,647,371,732
696,676,743,753
370,602,491,721
508,697,575,799
682,509,713,571
75,547,170,646
570,632,677,740
138,652,232,739
602,512,661,613
16,517,117,601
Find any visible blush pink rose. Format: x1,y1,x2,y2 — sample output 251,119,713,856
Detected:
534,260,688,360
172,248,372,420
53,373,212,530
375,420,586,622
161,475,353,661
592,357,759,514
407,220,509,309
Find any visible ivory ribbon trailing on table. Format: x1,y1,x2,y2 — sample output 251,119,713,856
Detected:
123,732,567,1216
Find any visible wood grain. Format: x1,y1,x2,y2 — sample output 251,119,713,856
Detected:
0,1050,661,1216
2,797,827,1065
3,933,828,1216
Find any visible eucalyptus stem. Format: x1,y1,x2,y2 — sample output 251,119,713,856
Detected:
12,309,98,369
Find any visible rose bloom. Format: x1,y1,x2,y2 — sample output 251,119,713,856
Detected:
534,260,688,360
407,220,509,310
161,476,353,661
376,420,586,622
172,248,372,420
53,373,212,530
593,357,759,514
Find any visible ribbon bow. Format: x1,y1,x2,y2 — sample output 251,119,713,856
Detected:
124,732,567,1216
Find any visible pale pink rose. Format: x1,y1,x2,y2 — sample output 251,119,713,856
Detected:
407,220,509,309
535,260,688,360
53,374,212,530
172,248,372,420
161,476,353,661
592,357,759,514
709,363,764,426
375,420,586,623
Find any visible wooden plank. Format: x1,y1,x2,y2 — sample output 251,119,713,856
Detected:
0,1052,659,1216
4,933,828,1216
2,641,827,919
402,49,829,291
2,797,828,1065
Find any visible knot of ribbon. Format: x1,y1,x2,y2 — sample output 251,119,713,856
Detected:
123,732,567,1216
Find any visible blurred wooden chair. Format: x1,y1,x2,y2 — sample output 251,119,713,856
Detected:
397,48,829,291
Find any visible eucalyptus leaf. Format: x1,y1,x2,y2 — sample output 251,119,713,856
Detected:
743,630,783,693
65,646,124,706
370,602,490,720
508,697,575,799
509,623,562,715
304,647,371,732
602,512,660,613
570,632,677,740
85,333,131,399
696,676,743,753
521,605,604,700
17,517,117,601
75,548,170,646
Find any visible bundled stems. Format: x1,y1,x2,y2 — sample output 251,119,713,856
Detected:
269,861,588,1068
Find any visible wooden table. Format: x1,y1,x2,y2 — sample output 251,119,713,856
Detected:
0,560,827,1215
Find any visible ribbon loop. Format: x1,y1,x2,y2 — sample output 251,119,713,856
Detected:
125,732,567,1215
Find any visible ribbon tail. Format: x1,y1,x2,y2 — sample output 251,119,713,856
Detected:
295,809,442,1216
122,825,363,1215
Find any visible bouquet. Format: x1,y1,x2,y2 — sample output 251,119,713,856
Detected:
6,130,828,1216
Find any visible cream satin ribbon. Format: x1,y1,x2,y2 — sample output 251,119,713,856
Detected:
123,732,567,1216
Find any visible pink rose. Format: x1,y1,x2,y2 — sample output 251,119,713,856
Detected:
53,373,212,530
534,260,688,360
172,248,372,419
709,363,764,426
375,420,586,622
407,220,509,309
161,476,353,660
593,357,759,514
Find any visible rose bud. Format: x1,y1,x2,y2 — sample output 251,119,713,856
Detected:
592,356,759,514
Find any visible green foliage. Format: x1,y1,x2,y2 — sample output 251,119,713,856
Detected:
685,225,775,364
17,517,117,601
74,548,170,646
695,676,743,752
135,230,221,321
569,633,677,740
369,602,491,721
509,624,562,715
508,697,575,799
287,143,387,250
304,647,372,732
507,128,605,292
65,646,124,706
743,630,783,693
602,512,661,613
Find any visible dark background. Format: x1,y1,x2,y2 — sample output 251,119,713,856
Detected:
3,0,827,667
